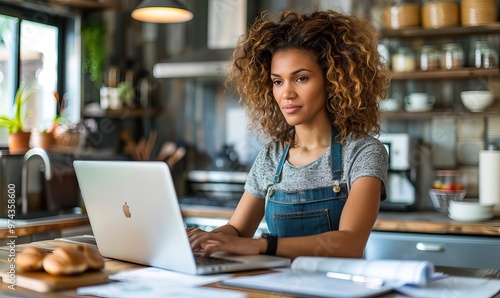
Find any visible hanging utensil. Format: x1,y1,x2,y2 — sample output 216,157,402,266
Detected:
166,147,186,168
156,141,177,161
120,131,138,159
144,130,157,160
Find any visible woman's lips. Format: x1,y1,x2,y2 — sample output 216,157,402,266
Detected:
282,104,301,114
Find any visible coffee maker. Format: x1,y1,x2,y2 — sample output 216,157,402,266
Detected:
378,133,418,211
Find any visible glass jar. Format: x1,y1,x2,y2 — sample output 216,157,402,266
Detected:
470,41,497,69
422,0,459,29
483,49,498,69
433,170,466,191
392,46,416,72
381,0,420,29
461,0,498,26
440,43,463,70
420,45,440,71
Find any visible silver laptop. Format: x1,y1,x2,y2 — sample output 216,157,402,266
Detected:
73,160,290,275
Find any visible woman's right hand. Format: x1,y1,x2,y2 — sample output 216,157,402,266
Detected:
186,227,217,252
186,227,266,257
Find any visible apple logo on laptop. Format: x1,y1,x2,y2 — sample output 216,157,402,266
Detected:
122,202,132,218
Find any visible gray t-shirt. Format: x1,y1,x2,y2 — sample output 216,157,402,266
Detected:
245,134,388,200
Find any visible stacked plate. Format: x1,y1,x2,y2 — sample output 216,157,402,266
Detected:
448,200,494,222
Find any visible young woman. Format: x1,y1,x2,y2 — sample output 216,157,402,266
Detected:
188,10,390,259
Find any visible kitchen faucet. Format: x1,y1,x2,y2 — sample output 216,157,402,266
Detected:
21,148,52,214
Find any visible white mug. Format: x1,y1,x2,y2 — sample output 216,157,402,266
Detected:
404,93,435,108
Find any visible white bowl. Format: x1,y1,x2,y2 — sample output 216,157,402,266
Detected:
460,91,495,112
449,200,493,213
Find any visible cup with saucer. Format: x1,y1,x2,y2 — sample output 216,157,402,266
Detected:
404,93,435,112
379,97,402,111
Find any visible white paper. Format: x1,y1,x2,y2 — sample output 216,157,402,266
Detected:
396,276,500,298
291,257,438,286
223,257,457,298
110,267,233,287
223,270,500,298
223,269,394,298
77,281,247,298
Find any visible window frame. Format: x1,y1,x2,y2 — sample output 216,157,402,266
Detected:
0,1,82,146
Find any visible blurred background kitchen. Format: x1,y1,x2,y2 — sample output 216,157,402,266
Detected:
0,0,500,222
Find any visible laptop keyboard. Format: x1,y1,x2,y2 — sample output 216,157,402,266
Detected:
194,255,242,265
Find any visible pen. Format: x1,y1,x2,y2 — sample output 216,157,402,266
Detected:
326,271,385,287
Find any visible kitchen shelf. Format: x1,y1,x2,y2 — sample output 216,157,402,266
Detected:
380,20,500,119
381,23,500,39
83,107,161,118
51,0,118,9
382,107,500,120
391,67,499,80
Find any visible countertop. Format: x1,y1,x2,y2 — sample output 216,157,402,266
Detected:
0,214,89,239
1,208,499,240
180,205,500,237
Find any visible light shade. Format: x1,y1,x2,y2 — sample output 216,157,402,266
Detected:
131,0,193,23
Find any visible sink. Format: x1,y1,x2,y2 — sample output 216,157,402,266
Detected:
0,212,86,226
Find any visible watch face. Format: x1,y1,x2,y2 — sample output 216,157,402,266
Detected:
262,233,277,239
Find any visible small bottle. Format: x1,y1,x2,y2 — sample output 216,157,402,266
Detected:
483,49,498,69
420,45,440,71
441,43,464,70
470,41,490,68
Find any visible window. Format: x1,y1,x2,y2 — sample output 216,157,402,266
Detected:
0,3,81,147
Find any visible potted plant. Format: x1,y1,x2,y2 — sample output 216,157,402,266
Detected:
0,83,35,154
82,22,105,90
32,92,65,150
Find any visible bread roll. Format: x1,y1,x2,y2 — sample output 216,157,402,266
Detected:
43,245,88,275
16,247,48,272
78,244,105,270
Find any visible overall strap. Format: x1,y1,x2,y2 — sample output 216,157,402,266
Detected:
331,127,342,180
273,142,291,184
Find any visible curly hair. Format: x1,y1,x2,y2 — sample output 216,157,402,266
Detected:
225,10,391,144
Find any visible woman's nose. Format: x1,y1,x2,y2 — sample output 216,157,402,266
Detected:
281,83,296,99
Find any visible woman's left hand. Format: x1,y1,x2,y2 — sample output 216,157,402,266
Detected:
187,228,264,257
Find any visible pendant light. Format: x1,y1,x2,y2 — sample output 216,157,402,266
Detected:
131,0,193,23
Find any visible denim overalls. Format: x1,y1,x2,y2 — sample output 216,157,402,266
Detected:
265,129,347,237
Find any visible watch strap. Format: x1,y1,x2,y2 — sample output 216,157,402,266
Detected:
262,233,278,256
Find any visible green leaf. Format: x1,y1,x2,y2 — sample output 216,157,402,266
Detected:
0,82,35,134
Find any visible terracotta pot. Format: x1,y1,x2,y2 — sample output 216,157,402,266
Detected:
8,131,31,154
34,132,54,150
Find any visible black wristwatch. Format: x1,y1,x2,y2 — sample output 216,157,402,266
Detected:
261,233,278,255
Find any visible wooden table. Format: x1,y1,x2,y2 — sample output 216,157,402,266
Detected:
0,239,498,298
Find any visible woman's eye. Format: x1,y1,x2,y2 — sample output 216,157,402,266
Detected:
297,76,308,83
272,80,283,86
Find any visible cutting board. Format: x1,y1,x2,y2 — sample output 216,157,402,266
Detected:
0,270,109,293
